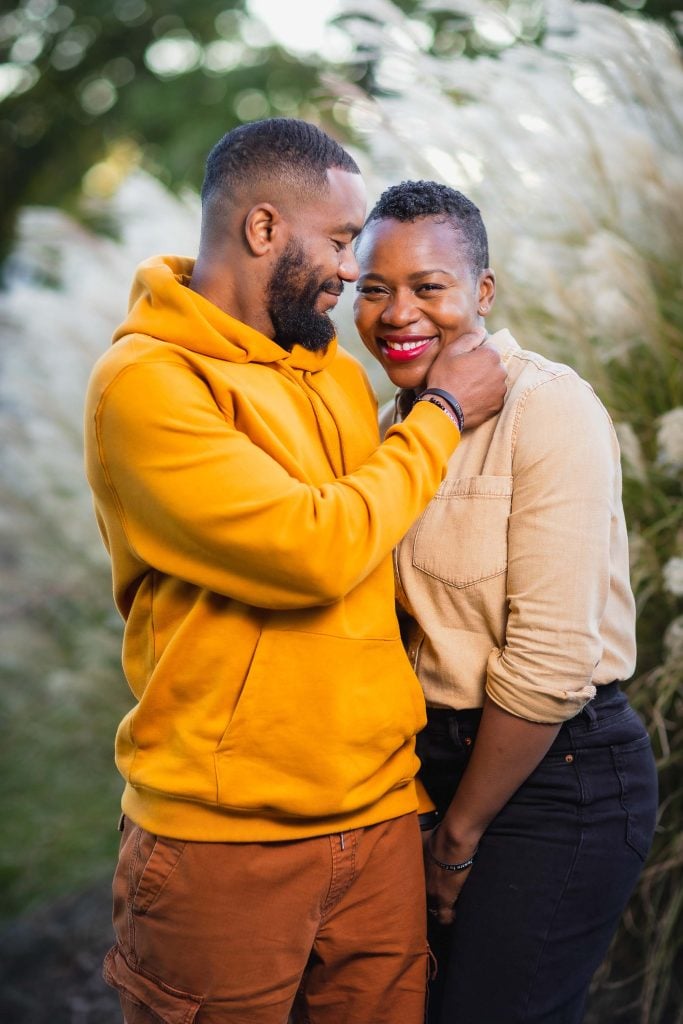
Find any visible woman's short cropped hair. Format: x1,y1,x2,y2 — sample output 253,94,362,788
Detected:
364,180,489,274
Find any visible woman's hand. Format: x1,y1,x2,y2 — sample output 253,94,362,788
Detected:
422,699,562,927
423,826,480,927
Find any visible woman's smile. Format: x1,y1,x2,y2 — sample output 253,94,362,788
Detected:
380,334,438,362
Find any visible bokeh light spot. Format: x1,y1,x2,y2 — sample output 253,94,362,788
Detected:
233,88,270,121
81,140,142,198
24,0,58,20
203,38,244,74
50,26,95,71
10,31,45,64
113,0,149,25
0,62,39,101
144,34,203,78
102,56,135,87
79,77,117,116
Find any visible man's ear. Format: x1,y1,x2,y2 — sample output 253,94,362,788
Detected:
477,269,496,316
244,203,285,256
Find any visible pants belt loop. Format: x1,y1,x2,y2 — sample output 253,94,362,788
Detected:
582,699,598,729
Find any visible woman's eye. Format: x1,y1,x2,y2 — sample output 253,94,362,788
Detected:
418,283,443,293
356,286,387,296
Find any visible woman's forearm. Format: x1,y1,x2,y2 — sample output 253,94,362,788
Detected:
433,696,562,859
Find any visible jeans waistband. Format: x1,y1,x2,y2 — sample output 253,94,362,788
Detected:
590,680,621,704
426,681,623,724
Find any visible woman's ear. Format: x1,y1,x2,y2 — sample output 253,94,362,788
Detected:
476,269,496,317
244,203,284,257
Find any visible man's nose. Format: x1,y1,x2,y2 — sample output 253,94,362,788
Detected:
338,248,359,282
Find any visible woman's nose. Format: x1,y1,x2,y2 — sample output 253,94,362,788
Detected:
381,293,419,326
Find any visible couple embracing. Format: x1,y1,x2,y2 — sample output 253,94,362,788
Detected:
85,118,657,1024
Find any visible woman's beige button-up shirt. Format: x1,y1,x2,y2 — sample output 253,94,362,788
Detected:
385,329,637,724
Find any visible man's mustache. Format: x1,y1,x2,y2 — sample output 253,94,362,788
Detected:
320,281,344,298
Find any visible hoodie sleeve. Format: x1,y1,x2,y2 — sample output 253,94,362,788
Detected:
87,358,459,610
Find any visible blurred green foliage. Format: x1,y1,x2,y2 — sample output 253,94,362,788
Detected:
1,0,680,265
0,603,128,920
0,0,324,260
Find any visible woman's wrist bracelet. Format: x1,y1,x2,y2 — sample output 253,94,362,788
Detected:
415,394,462,433
426,824,479,872
418,387,466,433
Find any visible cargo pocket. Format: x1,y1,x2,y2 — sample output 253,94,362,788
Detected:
103,945,202,1024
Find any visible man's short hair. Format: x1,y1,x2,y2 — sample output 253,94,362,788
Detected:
364,180,489,275
201,118,360,205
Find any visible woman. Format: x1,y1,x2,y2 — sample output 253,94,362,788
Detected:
353,180,658,1024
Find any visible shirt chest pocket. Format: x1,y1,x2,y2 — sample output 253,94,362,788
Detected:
411,475,513,589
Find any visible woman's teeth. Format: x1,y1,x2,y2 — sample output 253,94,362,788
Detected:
381,337,435,362
384,338,432,351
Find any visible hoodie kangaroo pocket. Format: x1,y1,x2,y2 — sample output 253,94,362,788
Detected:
214,629,425,818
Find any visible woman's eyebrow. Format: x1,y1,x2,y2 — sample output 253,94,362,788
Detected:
407,268,452,279
357,271,388,281
357,268,455,282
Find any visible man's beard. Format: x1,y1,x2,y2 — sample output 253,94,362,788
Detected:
266,238,342,352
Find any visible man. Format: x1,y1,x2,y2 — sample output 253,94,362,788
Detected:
85,118,505,1024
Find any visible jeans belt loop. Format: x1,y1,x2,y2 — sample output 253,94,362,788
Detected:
447,715,461,745
582,698,598,729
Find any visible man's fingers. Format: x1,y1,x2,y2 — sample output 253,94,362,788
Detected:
425,342,507,430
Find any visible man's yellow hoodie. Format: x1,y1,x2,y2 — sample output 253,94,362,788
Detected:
84,255,458,841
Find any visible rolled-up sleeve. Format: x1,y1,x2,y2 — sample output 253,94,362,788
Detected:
485,374,621,723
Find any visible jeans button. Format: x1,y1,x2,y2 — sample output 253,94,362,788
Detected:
565,754,574,763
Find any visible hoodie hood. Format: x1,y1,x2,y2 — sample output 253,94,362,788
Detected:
112,254,338,372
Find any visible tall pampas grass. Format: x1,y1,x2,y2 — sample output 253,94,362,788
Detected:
0,177,200,916
327,1,682,1018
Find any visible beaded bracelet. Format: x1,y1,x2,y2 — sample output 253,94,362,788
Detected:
419,387,466,433
426,825,479,872
415,394,462,433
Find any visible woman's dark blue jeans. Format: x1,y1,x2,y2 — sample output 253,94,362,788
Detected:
416,683,658,1024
